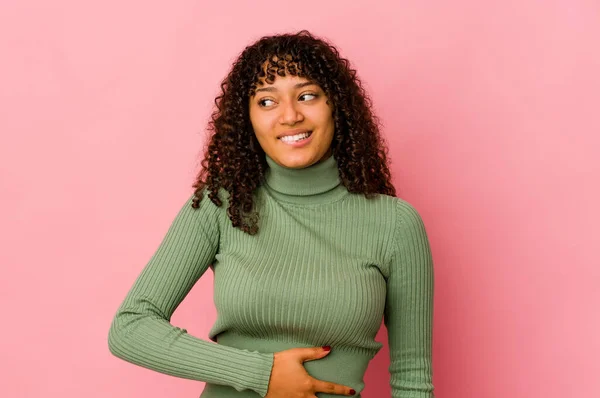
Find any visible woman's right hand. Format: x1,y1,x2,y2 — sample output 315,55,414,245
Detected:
264,346,356,398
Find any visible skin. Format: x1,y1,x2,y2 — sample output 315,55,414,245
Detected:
249,73,335,169
265,347,355,397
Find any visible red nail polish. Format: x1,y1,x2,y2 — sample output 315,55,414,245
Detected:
322,345,331,351
350,389,356,395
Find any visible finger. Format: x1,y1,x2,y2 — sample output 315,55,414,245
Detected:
313,379,355,396
297,346,331,362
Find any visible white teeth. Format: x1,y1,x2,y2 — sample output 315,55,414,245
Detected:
280,132,311,143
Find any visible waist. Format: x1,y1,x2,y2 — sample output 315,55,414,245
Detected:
200,383,362,398
200,331,371,398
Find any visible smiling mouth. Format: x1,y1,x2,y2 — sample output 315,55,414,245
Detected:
278,130,313,143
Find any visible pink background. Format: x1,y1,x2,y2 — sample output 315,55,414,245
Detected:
1,1,598,397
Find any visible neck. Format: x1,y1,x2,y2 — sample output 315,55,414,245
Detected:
262,153,348,205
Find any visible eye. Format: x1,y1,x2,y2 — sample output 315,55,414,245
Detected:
299,92,318,101
258,98,275,107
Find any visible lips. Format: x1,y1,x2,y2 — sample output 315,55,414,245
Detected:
277,129,311,139
278,130,314,147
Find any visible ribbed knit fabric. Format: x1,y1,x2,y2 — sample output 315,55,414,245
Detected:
108,153,435,398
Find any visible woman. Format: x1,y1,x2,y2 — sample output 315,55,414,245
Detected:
108,30,435,398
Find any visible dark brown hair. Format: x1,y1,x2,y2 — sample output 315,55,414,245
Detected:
192,30,396,235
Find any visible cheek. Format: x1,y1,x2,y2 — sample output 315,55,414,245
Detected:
306,106,331,126
249,111,265,137
250,109,276,135
317,110,335,134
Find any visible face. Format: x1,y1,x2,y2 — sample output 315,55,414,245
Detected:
249,74,335,169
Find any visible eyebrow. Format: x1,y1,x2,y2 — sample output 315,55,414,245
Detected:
254,81,317,93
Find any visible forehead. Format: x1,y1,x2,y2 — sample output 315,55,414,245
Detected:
257,55,306,80
255,74,314,89
249,55,320,97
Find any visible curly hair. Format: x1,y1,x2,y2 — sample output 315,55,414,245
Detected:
191,30,396,235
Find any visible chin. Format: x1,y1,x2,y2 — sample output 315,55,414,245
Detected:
277,154,319,169
283,160,313,169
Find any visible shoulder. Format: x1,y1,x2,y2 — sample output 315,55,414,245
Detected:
391,197,430,249
378,195,432,268
184,186,234,213
174,187,230,237
344,190,399,211
392,197,428,231
353,193,425,224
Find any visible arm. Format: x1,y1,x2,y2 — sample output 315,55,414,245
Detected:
384,199,435,397
107,192,274,396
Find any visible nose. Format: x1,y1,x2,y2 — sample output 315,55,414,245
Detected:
278,99,304,125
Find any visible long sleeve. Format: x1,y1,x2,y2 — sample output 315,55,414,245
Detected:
107,192,274,397
384,199,435,397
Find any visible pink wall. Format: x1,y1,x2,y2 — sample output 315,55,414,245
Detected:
1,1,598,397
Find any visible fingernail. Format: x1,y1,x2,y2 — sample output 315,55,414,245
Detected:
350,389,356,395
322,345,331,351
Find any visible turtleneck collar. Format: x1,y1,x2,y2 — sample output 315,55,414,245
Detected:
262,153,349,205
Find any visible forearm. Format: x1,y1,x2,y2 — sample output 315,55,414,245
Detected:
108,312,274,395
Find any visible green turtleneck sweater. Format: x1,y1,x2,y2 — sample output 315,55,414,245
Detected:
108,154,434,398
